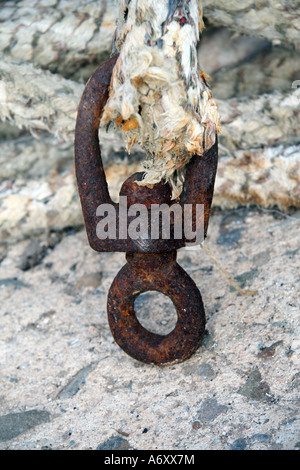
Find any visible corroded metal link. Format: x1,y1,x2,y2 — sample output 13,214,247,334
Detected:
74,56,218,364
74,56,218,253
107,252,205,365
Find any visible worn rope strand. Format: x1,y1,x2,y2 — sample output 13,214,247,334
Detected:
201,244,258,296
101,0,220,198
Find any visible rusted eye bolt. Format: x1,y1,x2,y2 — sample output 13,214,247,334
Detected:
74,55,218,365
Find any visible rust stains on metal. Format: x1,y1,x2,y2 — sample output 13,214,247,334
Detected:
107,251,205,365
74,57,218,365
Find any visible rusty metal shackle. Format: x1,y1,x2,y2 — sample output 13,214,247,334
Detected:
107,252,205,365
75,56,218,365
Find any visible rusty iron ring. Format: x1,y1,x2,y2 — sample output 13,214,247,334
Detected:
107,252,205,365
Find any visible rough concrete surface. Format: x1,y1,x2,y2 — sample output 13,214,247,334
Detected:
0,207,299,450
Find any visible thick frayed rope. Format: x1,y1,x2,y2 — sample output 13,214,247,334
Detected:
101,0,220,198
